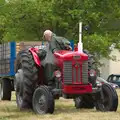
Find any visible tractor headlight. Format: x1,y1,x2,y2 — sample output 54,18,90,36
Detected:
54,70,61,78
89,69,96,77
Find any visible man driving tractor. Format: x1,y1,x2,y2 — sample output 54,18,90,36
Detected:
43,30,71,53
43,30,72,88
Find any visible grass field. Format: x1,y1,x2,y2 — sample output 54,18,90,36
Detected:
0,90,120,120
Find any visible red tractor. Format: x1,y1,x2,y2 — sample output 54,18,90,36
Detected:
15,39,118,114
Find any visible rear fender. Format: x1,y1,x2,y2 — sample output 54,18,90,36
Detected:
29,48,41,67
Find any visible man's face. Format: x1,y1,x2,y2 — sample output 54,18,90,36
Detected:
44,34,51,41
43,30,52,41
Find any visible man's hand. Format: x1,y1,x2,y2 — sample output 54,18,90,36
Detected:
65,45,72,50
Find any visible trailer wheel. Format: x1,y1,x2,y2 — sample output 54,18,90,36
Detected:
95,83,118,111
15,51,39,109
32,86,55,114
74,95,94,109
0,78,11,100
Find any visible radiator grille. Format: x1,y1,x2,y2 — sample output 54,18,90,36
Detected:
63,61,72,84
82,61,88,84
73,64,80,83
63,61,88,84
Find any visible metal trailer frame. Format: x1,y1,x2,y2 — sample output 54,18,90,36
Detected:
0,42,16,77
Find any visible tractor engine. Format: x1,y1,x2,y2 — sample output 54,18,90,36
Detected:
54,50,93,96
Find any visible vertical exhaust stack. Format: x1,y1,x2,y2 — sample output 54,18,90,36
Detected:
78,22,83,53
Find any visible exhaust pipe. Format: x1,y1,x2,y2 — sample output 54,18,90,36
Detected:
78,22,83,53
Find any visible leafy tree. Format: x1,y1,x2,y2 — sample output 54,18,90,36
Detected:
52,0,120,57
0,0,7,43
0,0,120,57
2,0,54,41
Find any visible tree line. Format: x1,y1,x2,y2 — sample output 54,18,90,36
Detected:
0,0,120,57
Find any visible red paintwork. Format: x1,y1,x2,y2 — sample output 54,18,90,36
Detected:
54,50,88,60
74,46,78,51
29,48,92,94
54,50,92,93
54,50,88,69
62,84,92,94
29,48,41,67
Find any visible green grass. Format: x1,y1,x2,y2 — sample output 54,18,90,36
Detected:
0,90,120,120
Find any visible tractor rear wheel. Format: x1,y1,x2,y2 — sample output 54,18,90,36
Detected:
95,83,118,111
15,51,39,109
15,69,24,109
32,85,55,114
0,78,11,101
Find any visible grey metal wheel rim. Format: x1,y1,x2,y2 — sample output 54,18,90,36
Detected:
34,90,47,114
0,81,3,100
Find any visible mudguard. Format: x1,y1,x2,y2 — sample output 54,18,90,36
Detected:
29,48,41,67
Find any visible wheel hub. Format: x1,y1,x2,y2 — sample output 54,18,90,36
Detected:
39,95,45,105
37,94,46,112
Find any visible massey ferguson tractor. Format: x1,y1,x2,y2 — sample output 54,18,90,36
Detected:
15,23,118,114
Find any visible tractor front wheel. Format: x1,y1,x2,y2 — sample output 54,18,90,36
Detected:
74,95,94,109
95,83,118,111
32,85,55,114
